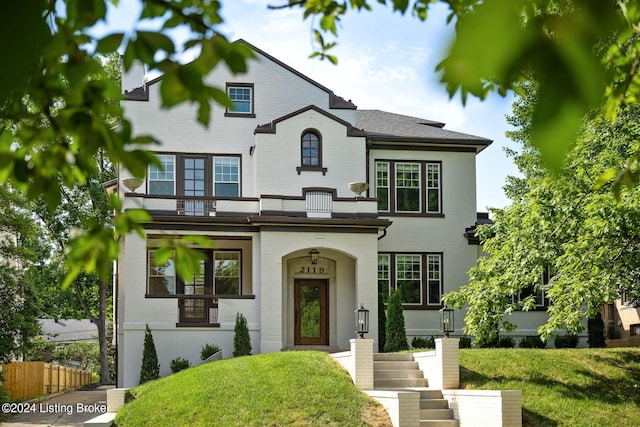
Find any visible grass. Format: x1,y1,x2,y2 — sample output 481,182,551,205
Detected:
114,351,389,427
114,348,640,427
459,348,640,426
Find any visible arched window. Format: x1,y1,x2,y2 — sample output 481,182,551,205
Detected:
301,130,321,167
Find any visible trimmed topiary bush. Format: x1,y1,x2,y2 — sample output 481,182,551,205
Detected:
498,336,516,348
554,334,579,348
519,335,546,349
378,296,387,353
233,312,252,357
170,357,191,373
200,343,222,360
411,336,436,349
384,290,408,352
588,313,606,348
139,324,160,384
459,336,473,348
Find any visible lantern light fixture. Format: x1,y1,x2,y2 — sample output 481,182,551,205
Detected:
309,248,320,265
440,306,454,338
355,304,369,338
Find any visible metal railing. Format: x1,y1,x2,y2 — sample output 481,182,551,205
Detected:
177,198,216,216
178,296,219,325
305,191,333,218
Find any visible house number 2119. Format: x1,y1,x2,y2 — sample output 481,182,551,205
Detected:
299,266,325,273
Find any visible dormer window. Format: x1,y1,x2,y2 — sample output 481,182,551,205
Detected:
297,129,327,175
225,83,255,117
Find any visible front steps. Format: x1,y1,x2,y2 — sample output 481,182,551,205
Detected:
373,354,458,427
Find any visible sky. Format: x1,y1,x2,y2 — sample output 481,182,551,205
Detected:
97,0,520,212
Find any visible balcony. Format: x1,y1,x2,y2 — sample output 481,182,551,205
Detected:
121,184,380,220
177,296,219,327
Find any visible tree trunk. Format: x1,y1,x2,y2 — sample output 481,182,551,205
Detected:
98,279,110,383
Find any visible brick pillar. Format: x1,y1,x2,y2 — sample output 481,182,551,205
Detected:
350,338,374,389
437,338,459,389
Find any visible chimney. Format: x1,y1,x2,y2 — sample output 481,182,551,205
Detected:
121,59,146,95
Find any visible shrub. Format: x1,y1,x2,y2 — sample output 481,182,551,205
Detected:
498,336,515,348
554,334,579,348
200,343,222,361
587,313,606,348
233,313,252,357
411,336,436,349
170,357,191,373
384,290,408,352
519,335,546,349
607,324,620,340
459,336,473,348
139,324,160,384
378,297,387,353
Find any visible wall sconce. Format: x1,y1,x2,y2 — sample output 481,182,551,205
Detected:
355,304,369,338
440,306,454,338
309,248,320,265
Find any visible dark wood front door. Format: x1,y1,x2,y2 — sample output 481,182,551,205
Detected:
294,279,328,345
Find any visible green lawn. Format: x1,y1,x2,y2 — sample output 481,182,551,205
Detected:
114,351,388,427
459,348,640,426
114,348,640,427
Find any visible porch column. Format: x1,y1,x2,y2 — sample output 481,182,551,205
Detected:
259,238,283,353
355,241,379,349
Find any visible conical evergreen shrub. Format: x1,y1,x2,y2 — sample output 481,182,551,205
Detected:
384,290,408,352
139,324,160,384
378,296,387,352
233,312,252,357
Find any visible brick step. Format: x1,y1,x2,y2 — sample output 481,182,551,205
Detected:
374,369,424,379
420,399,450,409
374,361,419,370
374,378,429,388
373,353,414,361
420,408,454,420
420,420,459,427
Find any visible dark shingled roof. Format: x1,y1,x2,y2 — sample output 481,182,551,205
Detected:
38,319,98,343
355,110,492,150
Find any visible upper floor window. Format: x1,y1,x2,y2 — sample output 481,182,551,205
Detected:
225,83,255,117
148,154,241,202
148,155,175,195
375,160,441,215
214,157,240,197
301,131,320,166
297,130,327,175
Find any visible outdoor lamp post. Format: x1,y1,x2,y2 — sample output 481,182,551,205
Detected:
440,306,454,338
309,248,320,265
355,304,369,338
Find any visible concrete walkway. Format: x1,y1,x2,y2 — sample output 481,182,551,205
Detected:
2,385,113,427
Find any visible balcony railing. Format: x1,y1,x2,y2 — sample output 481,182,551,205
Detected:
305,191,333,218
177,198,216,216
177,296,219,326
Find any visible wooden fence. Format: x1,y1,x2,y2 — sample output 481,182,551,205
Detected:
0,362,92,400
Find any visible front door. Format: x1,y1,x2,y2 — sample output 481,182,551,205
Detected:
294,279,328,346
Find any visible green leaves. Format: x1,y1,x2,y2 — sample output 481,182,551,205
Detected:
0,0,51,107
151,235,217,284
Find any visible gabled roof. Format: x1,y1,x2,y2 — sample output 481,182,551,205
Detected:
255,105,367,137
123,39,357,110
38,319,98,343
356,110,492,152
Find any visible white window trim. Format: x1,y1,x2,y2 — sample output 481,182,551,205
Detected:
213,156,240,197
148,154,176,195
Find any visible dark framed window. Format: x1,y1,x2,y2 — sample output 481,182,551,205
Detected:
302,130,320,166
514,263,550,309
151,153,241,201
147,249,242,296
297,130,327,174
374,160,441,215
378,252,443,308
225,83,255,117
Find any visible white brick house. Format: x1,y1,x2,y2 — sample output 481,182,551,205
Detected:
114,40,491,387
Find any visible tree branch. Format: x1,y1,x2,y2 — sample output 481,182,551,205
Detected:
267,1,306,10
